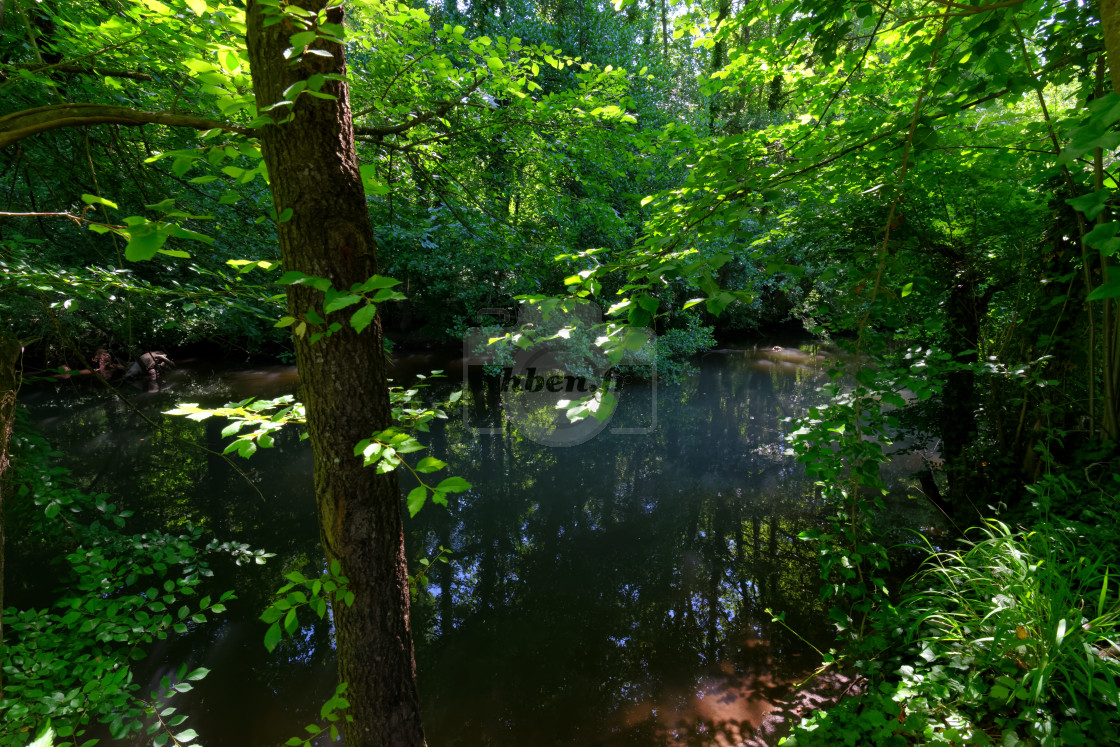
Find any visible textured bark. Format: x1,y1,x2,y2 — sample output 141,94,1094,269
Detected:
245,3,425,745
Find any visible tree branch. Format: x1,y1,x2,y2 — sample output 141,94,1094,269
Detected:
0,104,252,149
0,210,100,224
355,75,486,138
5,63,153,81
925,0,1027,15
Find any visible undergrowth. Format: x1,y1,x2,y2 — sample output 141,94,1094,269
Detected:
783,495,1120,746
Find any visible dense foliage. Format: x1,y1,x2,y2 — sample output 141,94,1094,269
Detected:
3,0,1120,744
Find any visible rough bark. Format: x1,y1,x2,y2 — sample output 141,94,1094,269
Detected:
245,2,425,745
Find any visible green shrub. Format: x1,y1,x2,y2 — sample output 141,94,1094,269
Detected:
653,317,716,382
785,519,1120,745
0,425,271,746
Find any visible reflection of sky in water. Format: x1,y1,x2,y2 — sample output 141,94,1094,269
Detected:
17,343,943,746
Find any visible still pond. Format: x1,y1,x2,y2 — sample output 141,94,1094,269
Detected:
17,342,938,746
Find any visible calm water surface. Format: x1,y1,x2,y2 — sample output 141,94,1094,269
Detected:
16,343,936,746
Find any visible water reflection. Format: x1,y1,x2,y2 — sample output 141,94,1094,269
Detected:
16,343,916,746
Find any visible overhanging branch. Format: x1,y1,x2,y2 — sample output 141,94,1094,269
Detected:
0,104,253,149
5,63,153,81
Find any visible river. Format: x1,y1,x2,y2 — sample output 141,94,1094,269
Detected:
15,341,940,746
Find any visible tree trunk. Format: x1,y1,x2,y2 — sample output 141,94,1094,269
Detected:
245,3,425,745
1099,0,1120,95
707,0,730,130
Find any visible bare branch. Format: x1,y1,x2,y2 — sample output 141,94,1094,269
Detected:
0,211,99,224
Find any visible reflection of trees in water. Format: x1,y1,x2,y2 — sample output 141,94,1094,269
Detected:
21,371,334,746
409,350,835,745
20,349,844,746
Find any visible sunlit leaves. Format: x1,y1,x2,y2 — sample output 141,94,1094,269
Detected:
260,562,350,653
273,272,404,341
281,683,353,747
167,376,468,516
80,193,118,210
1058,93,1120,165
403,475,471,518
123,222,169,261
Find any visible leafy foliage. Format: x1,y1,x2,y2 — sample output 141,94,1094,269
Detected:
786,518,1120,746
259,561,353,654
0,426,269,746
166,370,470,515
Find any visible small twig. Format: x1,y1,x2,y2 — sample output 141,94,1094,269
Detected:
355,75,486,138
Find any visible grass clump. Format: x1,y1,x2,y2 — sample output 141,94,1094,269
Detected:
784,519,1120,746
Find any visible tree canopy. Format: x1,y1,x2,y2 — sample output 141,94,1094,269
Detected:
3,0,1120,744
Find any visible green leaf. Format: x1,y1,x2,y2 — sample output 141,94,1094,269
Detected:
124,223,168,262
174,729,199,743
264,621,282,652
705,291,736,316
1088,278,1120,301
350,304,378,334
435,476,471,493
185,0,207,16
355,275,401,292
277,270,310,285
1085,221,1120,257
324,293,362,314
1059,93,1120,163
592,390,618,422
415,456,447,473
407,485,427,517
29,727,54,747
1066,190,1111,221
622,327,650,351
290,31,317,49
284,607,298,635
81,194,118,209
